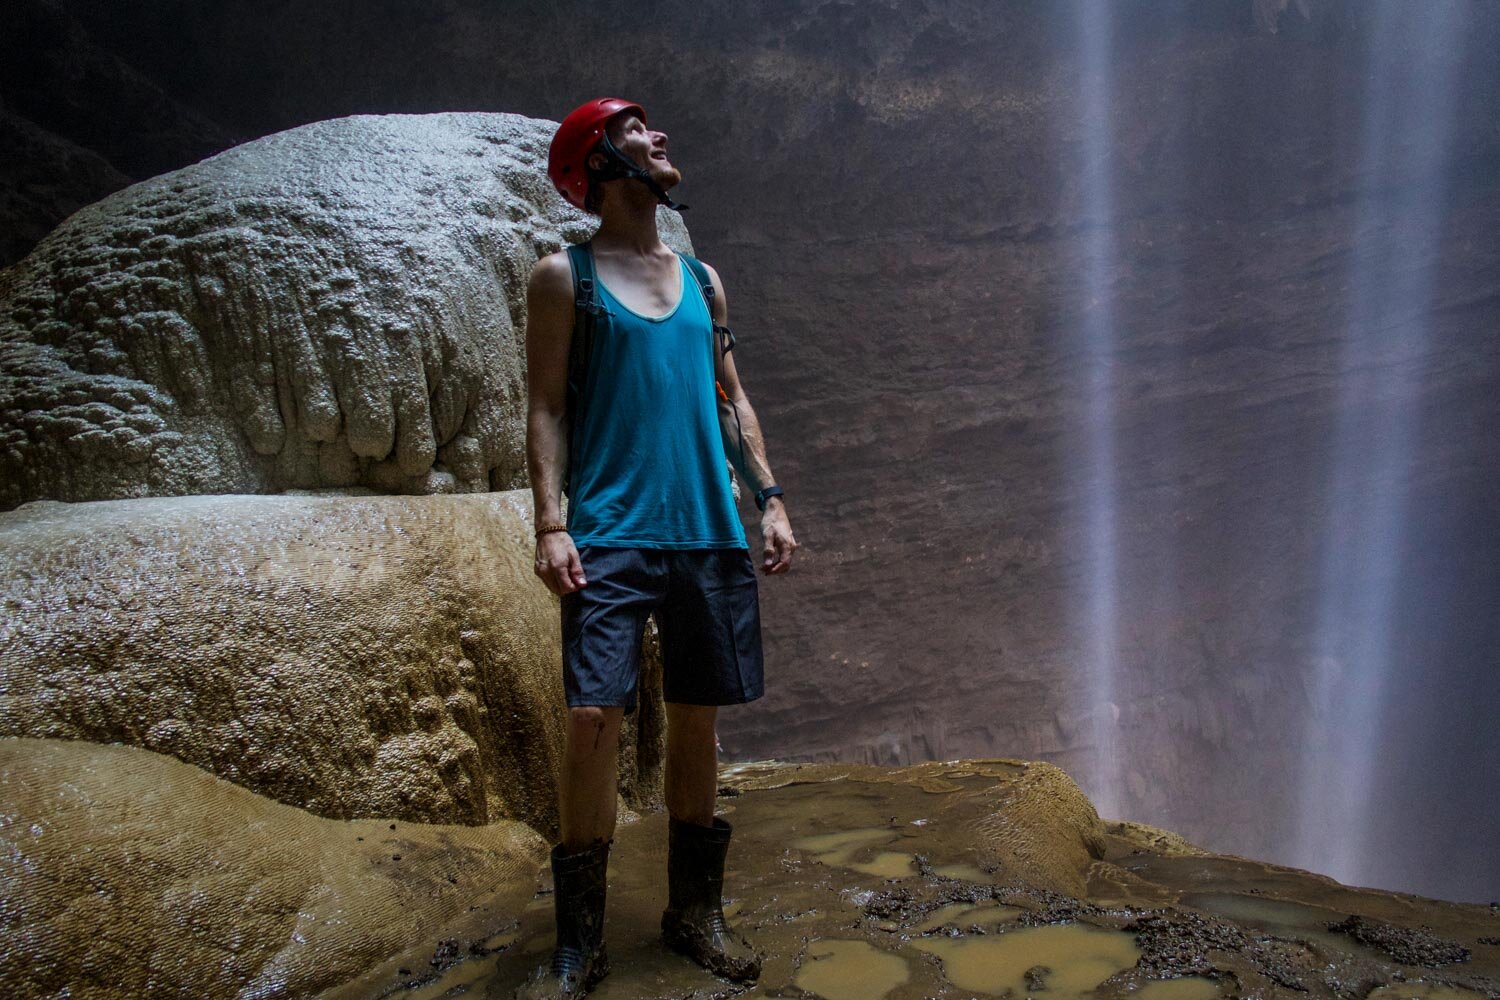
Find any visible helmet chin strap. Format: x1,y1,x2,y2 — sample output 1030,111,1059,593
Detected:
595,133,689,211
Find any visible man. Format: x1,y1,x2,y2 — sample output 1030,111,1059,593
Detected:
519,97,797,999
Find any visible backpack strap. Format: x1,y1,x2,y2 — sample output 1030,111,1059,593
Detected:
566,240,608,380
679,252,737,358
563,241,610,496
678,252,748,480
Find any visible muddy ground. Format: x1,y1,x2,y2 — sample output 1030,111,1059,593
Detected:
331,761,1500,1000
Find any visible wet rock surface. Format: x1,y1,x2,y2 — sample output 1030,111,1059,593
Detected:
338,760,1500,1000
0,489,666,833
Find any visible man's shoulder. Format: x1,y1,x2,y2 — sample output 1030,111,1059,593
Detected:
529,249,575,302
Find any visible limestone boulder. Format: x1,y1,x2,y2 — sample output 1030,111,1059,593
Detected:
0,489,666,833
0,737,548,999
0,111,692,509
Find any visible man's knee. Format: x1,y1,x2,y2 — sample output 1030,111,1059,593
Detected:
665,702,718,755
567,705,622,752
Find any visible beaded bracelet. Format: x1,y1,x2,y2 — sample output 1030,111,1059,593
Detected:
534,523,568,538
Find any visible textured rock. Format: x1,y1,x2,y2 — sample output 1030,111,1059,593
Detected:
0,489,666,833
722,758,1105,895
0,737,548,999
0,112,692,509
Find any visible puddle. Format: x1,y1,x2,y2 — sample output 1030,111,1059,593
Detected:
1368,985,1490,1000
911,922,1141,997
794,938,911,1000
1132,977,1222,1000
794,827,916,876
851,850,918,878
931,861,995,881
794,828,895,855
916,900,1022,931
792,827,997,880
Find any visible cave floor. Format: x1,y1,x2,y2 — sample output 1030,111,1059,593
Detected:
332,762,1500,1000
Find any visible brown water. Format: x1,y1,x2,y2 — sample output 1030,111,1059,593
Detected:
911,923,1141,997
792,826,920,877
793,939,912,1000
914,899,1023,931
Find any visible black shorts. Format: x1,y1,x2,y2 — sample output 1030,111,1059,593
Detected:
560,546,765,714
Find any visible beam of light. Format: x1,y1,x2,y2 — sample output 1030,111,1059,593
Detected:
1070,0,1122,819
1293,1,1466,888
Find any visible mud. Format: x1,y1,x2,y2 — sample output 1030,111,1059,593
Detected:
327,759,1500,1000
1329,914,1473,967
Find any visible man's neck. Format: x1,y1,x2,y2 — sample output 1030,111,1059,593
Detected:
592,186,669,257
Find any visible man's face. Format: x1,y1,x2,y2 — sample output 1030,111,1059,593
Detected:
600,113,682,190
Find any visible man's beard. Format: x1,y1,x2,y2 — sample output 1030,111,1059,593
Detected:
650,162,684,190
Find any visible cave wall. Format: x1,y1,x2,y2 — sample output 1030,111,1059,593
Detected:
4,0,1498,900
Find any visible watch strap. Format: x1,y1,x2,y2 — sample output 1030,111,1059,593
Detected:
754,485,784,511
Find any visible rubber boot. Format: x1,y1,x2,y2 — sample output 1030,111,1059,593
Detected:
660,816,762,981
514,839,611,1000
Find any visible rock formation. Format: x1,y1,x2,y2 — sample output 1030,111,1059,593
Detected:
0,112,692,509
0,489,666,832
0,737,547,998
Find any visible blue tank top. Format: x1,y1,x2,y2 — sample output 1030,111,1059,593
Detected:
565,252,748,550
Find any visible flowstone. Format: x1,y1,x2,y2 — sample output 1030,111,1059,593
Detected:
0,111,692,509
0,489,667,832
0,737,548,998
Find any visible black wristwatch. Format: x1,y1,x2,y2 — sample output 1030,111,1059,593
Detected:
754,485,784,512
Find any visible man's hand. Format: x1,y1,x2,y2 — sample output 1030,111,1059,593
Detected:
535,531,588,595
759,501,798,575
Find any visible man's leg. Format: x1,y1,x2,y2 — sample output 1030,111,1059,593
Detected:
665,702,718,826
516,705,626,999
660,701,761,981
561,705,625,847
656,550,762,982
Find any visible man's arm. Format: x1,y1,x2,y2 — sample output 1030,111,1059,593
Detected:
703,262,798,575
525,252,588,595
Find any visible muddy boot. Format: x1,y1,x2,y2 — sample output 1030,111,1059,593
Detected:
660,816,762,982
514,839,611,1000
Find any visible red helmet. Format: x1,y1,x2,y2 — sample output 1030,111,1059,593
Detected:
548,97,647,211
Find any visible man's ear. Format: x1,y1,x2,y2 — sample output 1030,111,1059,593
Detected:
587,150,608,173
